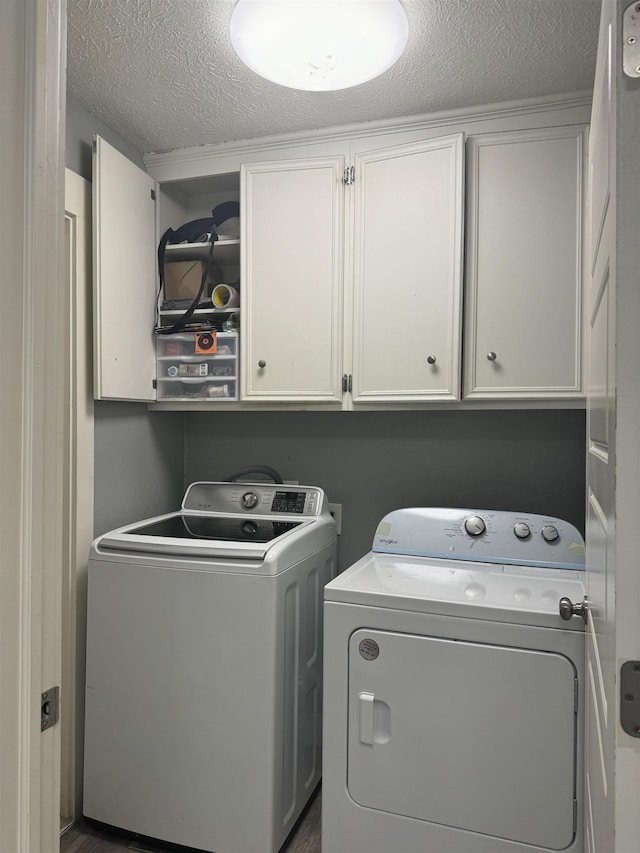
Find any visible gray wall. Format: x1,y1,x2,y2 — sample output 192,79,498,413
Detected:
67,96,586,553
184,409,586,571
93,403,185,537
65,96,186,535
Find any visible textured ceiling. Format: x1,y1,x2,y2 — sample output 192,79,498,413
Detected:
66,0,601,155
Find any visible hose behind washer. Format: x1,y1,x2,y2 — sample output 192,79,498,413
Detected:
223,465,284,484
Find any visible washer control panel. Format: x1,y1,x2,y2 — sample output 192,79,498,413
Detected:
182,481,325,517
373,508,585,570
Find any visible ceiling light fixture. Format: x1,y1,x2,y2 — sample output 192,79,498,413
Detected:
229,0,409,92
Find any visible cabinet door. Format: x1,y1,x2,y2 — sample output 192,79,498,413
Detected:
241,157,344,402
351,135,464,402
93,136,157,401
464,127,585,399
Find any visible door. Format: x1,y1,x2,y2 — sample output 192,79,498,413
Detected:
464,126,585,399
351,135,464,402
241,157,345,402
348,629,578,850
93,135,157,401
585,1,640,850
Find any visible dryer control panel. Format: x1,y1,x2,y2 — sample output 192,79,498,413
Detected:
373,508,585,570
182,481,326,517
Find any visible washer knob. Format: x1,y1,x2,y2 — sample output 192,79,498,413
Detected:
241,491,259,509
464,515,486,536
513,522,531,540
541,524,559,543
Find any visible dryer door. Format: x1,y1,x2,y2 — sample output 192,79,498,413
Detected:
348,629,578,850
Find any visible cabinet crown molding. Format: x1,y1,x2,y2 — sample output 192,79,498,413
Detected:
143,91,592,173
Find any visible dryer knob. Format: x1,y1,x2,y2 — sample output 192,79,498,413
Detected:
514,522,531,539
464,515,486,536
541,524,559,543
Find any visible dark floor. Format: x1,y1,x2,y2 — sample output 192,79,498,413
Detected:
60,790,321,853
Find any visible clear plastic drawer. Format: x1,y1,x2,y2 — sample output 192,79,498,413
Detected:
156,332,238,401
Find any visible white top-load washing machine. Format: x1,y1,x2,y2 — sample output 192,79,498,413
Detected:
322,507,586,853
84,481,336,853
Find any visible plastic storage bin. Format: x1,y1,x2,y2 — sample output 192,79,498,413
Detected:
156,332,238,401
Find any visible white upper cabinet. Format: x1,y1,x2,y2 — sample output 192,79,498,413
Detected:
464,126,586,399
241,157,345,402
93,136,157,401
92,102,589,409
240,134,464,406
93,136,242,404
351,135,464,402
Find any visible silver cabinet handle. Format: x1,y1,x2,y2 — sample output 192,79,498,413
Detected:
487,351,497,361
427,355,437,365
258,360,267,369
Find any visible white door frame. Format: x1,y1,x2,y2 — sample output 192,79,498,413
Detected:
0,0,66,850
61,169,94,821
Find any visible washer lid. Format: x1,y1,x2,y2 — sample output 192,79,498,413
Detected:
96,512,312,561
325,552,586,629
93,482,334,564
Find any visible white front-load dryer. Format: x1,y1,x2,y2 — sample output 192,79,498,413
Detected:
322,508,586,853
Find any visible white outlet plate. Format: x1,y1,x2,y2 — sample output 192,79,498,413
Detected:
328,503,342,535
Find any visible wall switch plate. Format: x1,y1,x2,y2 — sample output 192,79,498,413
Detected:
328,503,342,535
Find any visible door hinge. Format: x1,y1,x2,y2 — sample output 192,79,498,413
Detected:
152,379,157,390
620,660,640,737
151,189,156,201
348,374,353,392
41,686,59,731
342,373,348,392
343,165,355,186
622,2,640,78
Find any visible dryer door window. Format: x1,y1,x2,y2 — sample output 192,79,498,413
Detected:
347,628,577,850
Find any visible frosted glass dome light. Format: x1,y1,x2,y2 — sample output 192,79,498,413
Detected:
229,0,409,92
